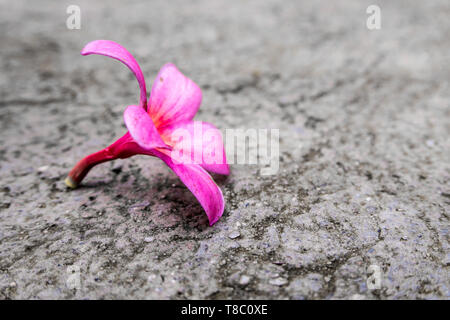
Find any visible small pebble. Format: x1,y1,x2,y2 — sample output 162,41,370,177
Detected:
147,274,157,282
144,237,154,243
37,165,49,173
269,277,288,286
228,231,240,239
239,275,251,285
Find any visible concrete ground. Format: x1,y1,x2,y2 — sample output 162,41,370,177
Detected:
0,0,448,299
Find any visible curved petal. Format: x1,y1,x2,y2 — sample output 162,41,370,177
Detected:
82,40,147,109
148,63,202,128
124,105,169,150
160,121,229,175
155,150,225,225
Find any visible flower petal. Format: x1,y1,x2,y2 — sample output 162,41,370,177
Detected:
81,40,147,109
155,150,225,225
160,121,229,175
148,63,202,128
123,105,169,150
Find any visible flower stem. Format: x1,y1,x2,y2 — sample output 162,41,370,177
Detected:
65,148,117,188
65,132,147,188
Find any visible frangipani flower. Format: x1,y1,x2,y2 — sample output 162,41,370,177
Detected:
66,40,229,225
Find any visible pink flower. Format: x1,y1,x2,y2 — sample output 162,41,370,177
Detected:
66,40,229,226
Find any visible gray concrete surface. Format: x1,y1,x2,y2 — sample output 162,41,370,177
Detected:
0,0,449,299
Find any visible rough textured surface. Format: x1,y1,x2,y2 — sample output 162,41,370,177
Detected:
0,0,449,299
